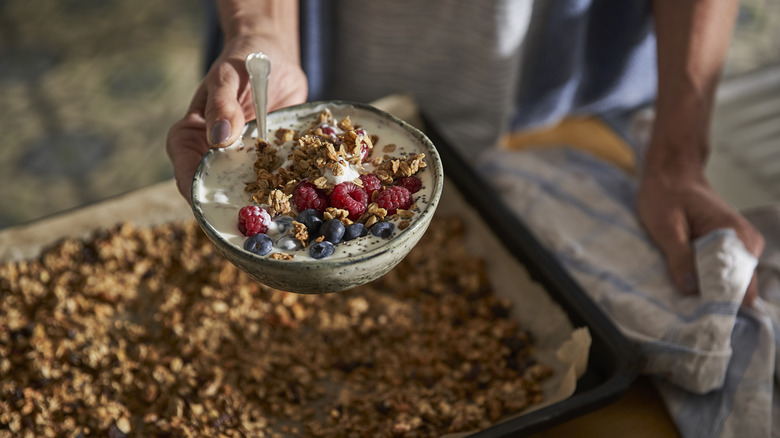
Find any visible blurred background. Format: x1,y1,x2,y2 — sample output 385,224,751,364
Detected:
0,0,203,228
0,0,778,229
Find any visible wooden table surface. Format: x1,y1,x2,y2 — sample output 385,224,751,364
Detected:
530,377,679,437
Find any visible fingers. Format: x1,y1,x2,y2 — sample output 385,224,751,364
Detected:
644,209,699,295
204,62,248,148
734,216,765,260
166,112,209,201
743,273,759,306
733,218,764,307
167,59,250,201
638,167,766,307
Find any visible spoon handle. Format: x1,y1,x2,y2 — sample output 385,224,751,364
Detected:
245,52,272,140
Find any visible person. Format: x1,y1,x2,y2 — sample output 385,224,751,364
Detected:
166,0,764,303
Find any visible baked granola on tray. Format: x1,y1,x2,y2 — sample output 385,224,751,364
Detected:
0,216,552,437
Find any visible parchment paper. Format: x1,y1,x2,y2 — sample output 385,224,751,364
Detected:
435,179,590,437
0,94,590,436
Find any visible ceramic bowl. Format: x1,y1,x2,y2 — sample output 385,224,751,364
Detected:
191,101,444,294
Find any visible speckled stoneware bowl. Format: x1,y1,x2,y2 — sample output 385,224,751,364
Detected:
191,101,444,294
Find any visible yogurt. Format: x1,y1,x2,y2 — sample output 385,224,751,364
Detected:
195,105,434,261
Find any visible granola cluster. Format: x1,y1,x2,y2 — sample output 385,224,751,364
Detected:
0,218,551,437
247,111,365,202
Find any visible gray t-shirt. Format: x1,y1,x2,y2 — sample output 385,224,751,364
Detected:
329,0,537,159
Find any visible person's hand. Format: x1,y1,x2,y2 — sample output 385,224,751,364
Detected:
166,33,308,199
637,162,764,305
646,0,758,303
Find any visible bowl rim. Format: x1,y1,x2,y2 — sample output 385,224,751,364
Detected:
190,100,444,270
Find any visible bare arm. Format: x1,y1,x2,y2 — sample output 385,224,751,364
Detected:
647,0,738,170
638,0,764,303
218,0,299,44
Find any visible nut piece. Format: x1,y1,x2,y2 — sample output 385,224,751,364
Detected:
322,208,351,224
267,189,292,216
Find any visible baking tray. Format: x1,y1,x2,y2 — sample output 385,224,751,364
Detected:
422,117,644,437
0,110,643,437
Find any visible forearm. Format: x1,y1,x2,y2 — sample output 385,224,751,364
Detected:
648,0,739,171
216,0,300,60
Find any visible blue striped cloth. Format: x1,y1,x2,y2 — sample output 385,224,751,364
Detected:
477,144,780,438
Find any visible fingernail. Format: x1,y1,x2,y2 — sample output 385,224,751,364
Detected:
210,119,231,145
678,272,698,294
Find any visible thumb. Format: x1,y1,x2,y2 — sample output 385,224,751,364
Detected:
646,210,698,295
204,70,247,148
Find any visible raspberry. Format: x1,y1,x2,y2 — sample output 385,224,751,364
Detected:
293,181,329,213
330,182,369,220
238,205,271,236
396,176,422,194
374,186,412,215
355,128,371,162
317,124,338,139
359,173,382,198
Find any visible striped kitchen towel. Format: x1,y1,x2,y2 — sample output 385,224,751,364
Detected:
477,145,780,438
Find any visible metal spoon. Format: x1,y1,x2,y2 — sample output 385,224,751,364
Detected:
245,52,271,140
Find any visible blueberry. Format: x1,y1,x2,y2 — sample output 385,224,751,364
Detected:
320,219,346,244
243,233,273,256
296,208,321,223
296,209,323,235
272,215,295,234
309,240,335,259
343,223,367,241
276,235,301,251
370,221,395,239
